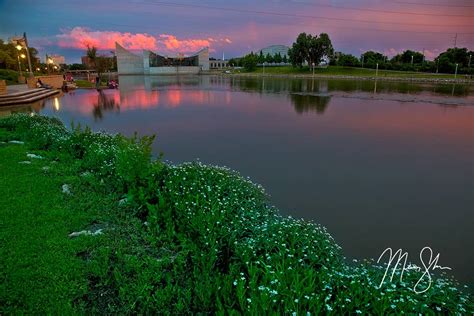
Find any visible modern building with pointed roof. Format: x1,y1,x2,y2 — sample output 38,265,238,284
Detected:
116,43,209,75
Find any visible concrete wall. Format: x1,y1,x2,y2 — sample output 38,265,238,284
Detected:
0,80,6,95
26,75,64,89
116,43,144,75
198,48,209,71
149,66,201,75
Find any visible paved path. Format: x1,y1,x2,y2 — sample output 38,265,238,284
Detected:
6,84,30,95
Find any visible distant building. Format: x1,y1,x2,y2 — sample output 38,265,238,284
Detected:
209,59,229,69
81,56,94,69
49,54,65,65
259,45,290,58
116,42,209,75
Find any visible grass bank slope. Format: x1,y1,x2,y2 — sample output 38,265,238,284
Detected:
0,114,472,314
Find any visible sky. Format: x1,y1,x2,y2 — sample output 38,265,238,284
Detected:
0,0,473,63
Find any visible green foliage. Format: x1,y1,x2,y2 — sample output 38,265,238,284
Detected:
361,51,386,68
0,38,39,71
336,53,361,67
1,114,472,314
0,69,19,84
68,63,87,70
391,50,424,64
289,33,334,67
241,52,258,71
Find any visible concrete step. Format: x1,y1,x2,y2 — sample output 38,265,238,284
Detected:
0,89,56,102
0,90,60,106
0,88,48,100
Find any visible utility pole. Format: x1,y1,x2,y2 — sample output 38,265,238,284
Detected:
454,33,457,47
422,48,425,63
361,55,364,68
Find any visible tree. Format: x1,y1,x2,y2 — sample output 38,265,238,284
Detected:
336,53,360,67
86,45,97,68
288,32,311,67
288,32,333,68
265,53,273,63
257,51,265,64
361,51,386,68
308,33,333,67
282,54,288,63
435,47,473,73
241,52,258,71
391,50,423,64
274,52,282,63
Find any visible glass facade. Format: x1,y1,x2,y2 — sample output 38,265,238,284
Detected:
149,52,199,67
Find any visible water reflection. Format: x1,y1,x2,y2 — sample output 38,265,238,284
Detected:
93,91,119,120
290,93,331,114
0,99,46,117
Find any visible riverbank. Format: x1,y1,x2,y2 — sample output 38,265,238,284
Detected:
0,114,472,314
228,66,473,84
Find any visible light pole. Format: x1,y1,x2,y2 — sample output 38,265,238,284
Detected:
411,55,414,66
263,62,266,75
16,45,23,77
454,63,458,79
376,63,379,77
312,62,315,77
469,54,472,74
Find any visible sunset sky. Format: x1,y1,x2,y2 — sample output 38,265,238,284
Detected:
0,0,473,63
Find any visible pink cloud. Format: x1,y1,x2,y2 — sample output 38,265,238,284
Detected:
158,34,210,53
55,27,231,55
56,27,157,50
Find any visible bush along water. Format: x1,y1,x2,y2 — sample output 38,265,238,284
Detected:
0,113,472,314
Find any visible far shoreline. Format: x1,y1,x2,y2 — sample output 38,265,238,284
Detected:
222,72,473,85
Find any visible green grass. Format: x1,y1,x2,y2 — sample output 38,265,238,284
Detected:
75,80,109,88
0,133,118,313
0,114,472,314
246,65,459,79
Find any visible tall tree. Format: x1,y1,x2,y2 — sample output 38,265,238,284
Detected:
288,33,333,68
274,52,282,63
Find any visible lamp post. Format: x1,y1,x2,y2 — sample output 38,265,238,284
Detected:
454,63,458,79
411,55,414,66
469,54,472,75
312,62,315,78
16,45,23,77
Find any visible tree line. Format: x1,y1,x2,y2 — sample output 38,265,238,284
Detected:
231,32,473,74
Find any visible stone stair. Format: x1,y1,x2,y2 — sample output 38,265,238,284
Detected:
0,88,60,106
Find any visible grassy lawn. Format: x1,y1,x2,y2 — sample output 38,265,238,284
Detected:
0,115,472,314
0,129,121,313
246,66,459,79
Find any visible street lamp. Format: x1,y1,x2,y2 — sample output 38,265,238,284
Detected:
15,45,24,78
312,62,315,77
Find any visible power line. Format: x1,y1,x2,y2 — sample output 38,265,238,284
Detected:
141,1,473,28
292,1,472,18
394,1,474,8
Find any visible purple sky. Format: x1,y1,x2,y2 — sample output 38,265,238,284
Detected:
1,0,473,63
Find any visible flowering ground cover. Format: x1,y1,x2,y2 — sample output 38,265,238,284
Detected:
0,114,472,314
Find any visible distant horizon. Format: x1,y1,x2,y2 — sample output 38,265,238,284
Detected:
1,0,473,64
